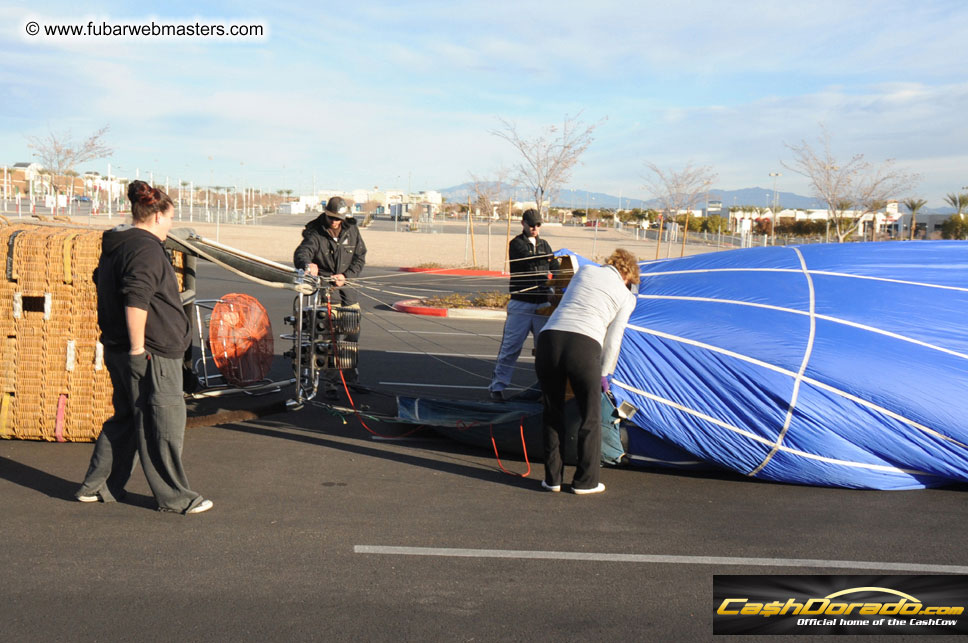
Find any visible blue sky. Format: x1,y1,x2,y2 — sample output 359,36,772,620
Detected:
3,1,966,206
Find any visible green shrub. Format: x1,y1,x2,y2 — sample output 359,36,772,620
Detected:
422,291,509,309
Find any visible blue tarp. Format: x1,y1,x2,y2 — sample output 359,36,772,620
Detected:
604,241,968,490
396,393,627,466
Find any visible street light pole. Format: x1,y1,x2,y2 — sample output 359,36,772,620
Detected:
769,172,781,246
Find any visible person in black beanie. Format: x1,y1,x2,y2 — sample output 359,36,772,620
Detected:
294,196,367,399
488,208,559,401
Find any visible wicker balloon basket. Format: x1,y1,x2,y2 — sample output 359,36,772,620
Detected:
0,222,190,442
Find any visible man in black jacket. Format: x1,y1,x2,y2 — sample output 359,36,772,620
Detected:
488,208,560,400
293,196,367,398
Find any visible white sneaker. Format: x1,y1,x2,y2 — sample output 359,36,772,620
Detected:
186,499,214,514
541,480,561,493
77,493,99,503
572,483,606,495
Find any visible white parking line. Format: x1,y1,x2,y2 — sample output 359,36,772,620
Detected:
385,350,533,361
377,383,526,390
353,546,968,574
387,330,503,338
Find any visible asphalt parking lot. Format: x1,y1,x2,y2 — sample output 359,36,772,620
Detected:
2,264,967,641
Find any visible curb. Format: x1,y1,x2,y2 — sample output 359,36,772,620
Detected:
398,267,507,277
392,299,507,320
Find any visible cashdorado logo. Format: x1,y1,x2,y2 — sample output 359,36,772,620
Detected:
713,576,968,635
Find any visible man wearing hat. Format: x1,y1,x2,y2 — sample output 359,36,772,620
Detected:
489,208,560,401
294,196,367,398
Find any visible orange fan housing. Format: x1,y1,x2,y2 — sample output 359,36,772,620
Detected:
209,293,274,387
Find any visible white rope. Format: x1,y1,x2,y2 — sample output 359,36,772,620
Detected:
634,294,968,363
623,325,968,449
611,380,937,477
749,247,816,476
639,266,968,294
353,288,537,384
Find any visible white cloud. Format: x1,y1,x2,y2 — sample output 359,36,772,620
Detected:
2,1,966,206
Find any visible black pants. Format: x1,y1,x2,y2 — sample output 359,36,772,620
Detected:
535,330,602,489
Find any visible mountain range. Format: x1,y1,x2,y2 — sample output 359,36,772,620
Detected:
439,183,956,215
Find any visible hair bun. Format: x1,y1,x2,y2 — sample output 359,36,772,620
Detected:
128,180,160,206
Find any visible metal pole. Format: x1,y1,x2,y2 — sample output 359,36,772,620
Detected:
463,200,469,263
769,172,781,245
505,197,512,273
593,217,599,258
468,196,477,267
486,218,491,271
680,212,690,257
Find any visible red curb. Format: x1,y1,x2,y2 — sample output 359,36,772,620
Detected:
398,267,507,277
392,299,448,317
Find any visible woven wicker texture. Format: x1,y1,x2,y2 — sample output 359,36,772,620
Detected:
1,226,113,442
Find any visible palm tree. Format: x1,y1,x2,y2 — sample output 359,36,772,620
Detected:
903,198,928,241
945,193,967,219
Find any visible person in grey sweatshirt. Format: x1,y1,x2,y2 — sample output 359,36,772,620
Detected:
535,248,640,495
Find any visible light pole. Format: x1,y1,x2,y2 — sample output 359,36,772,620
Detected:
769,172,782,245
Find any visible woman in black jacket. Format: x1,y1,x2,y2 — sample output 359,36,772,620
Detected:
76,180,212,514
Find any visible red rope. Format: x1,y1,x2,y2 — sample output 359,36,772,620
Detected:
325,295,532,473
489,418,531,477
326,297,423,440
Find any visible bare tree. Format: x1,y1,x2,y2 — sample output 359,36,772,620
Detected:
783,127,919,243
26,126,111,212
643,162,717,218
491,113,599,221
643,161,717,256
468,168,510,220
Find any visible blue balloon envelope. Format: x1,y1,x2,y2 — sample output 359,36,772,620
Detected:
566,241,968,490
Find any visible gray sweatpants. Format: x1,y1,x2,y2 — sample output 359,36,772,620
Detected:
77,350,205,513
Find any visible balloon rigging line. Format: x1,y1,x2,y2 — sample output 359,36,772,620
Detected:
611,380,934,477
623,324,968,449
639,267,968,294
353,289,519,385
633,296,968,362
749,247,817,477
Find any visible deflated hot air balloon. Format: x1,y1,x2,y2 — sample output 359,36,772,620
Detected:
610,240,968,490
